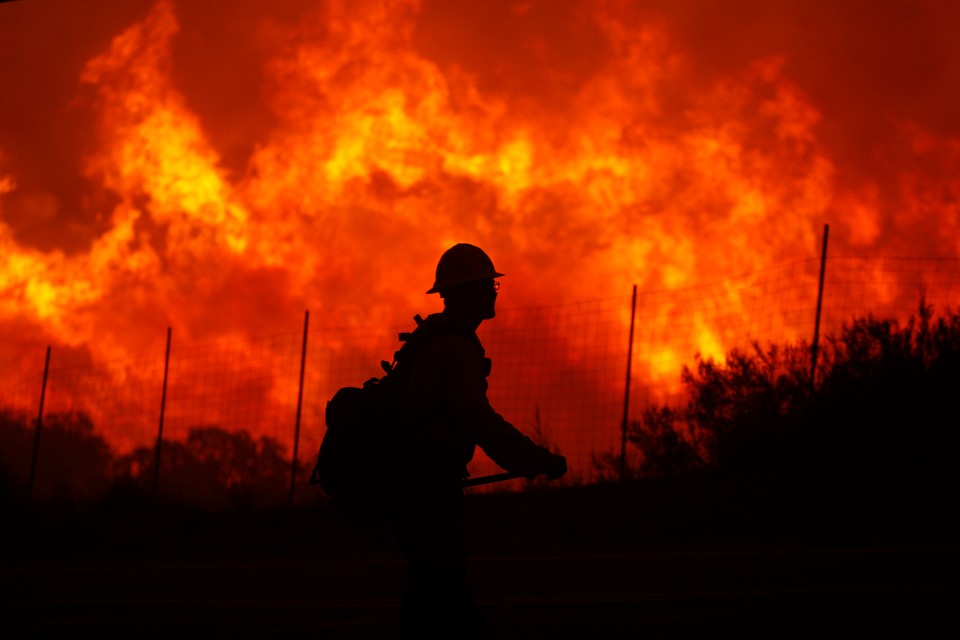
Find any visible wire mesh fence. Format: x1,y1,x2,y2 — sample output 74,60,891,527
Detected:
3,254,960,507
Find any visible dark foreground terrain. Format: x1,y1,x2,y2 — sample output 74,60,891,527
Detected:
3,477,958,638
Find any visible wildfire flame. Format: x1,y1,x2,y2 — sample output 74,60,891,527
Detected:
2,0,959,470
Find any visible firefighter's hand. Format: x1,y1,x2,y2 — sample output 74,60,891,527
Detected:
543,453,567,480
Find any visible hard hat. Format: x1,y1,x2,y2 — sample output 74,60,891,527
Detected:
426,243,505,294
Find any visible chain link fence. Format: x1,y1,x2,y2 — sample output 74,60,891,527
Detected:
3,254,960,507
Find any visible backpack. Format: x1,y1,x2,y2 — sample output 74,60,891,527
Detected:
308,314,445,526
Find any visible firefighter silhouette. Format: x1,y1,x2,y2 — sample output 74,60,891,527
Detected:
396,243,567,639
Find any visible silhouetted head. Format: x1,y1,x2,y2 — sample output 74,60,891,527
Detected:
427,243,503,322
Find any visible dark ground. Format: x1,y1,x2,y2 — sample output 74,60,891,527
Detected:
2,477,958,638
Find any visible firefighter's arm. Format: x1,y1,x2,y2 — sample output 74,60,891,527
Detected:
443,336,567,479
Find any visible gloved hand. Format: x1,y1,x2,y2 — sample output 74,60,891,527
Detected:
543,453,567,480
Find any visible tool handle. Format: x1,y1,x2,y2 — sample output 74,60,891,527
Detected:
461,472,523,488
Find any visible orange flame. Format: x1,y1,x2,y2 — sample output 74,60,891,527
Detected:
2,0,959,470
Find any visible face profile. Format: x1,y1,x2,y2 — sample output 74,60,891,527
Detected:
440,277,499,321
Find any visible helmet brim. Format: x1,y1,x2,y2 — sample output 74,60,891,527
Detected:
426,271,505,294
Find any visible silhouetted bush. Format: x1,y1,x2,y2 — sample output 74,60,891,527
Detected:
629,406,709,478
626,299,960,526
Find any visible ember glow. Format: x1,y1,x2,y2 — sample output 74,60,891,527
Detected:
2,0,960,471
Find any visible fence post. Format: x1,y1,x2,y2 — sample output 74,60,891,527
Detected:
620,285,638,482
810,224,830,397
290,310,310,505
153,327,172,498
27,345,51,503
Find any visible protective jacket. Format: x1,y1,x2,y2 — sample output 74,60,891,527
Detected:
404,310,555,486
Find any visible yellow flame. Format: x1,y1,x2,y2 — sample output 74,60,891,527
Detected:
8,0,947,464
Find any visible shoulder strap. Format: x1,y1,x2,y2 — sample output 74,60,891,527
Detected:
381,313,480,375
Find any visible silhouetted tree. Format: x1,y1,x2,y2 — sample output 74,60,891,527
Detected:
116,426,291,509
0,411,115,506
0,410,32,505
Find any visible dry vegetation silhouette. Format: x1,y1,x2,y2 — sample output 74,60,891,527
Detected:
595,298,960,537
3,299,959,541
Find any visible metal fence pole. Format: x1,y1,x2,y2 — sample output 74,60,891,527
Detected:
619,285,638,482
153,327,172,498
27,345,51,503
810,224,830,397
289,310,310,505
